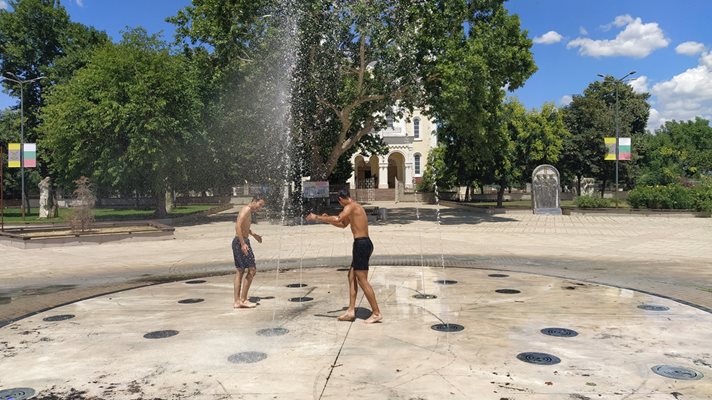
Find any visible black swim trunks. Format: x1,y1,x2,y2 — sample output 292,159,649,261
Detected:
351,237,374,270
232,237,256,269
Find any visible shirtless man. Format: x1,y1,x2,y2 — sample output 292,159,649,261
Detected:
232,195,265,309
307,189,383,324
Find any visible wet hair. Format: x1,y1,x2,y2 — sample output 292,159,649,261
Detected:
252,194,264,203
338,189,350,199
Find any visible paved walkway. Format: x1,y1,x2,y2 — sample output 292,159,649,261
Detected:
0,203,710,399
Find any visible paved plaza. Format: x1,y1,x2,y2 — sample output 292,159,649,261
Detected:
0,203,711,399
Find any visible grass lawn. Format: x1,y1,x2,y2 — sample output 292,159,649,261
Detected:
0,205,216,225
459,199,630,208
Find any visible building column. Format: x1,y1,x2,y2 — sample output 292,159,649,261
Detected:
405,162,413,189
378,156,389,189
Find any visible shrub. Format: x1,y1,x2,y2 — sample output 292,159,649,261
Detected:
627,184,695,209
575,195,611,208
692,178,712,213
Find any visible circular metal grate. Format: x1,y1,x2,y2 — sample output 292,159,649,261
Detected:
42,314,75,322
185,280,206,284
488,274,509,278
516,352,561,365
434,279,458,285
286,283,307,288
638,304,669,311
0,388,35,400
541,327,579,337
289,297,314,302
651,365,703,380
143,330,179,339
431,323,464,332
256,327,289,337
496,289,521,294
228,351,267,364
178,298,204,304
413,294,437,299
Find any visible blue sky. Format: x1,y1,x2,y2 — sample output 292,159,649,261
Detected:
1,0,711,131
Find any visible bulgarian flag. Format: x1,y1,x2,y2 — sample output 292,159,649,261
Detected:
604,137,632,160
23,143,37,167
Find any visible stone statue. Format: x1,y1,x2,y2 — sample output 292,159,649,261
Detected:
532,165,562,215
38,176,53,219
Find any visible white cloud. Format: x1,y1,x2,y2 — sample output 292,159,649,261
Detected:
629,76,649,93
0,0,7,10
675,41,706,56
579,26,588,36
533,31,563,45
567,15,669,58
648,52,712,130
560,95,573,106
75,0,84,7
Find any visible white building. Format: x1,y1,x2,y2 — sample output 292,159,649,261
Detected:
348,108,437,191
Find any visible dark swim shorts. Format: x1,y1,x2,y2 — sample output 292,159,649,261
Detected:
351,237,374,270
232,237,256,269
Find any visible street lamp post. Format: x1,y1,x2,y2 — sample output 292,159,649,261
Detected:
2,72,45,220
597,71,636,208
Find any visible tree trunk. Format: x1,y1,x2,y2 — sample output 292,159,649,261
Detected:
600,178,607,198
496,183,506,208
154,190,168,218
165,189,174,215
576,175,582,196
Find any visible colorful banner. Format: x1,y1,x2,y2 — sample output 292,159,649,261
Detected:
8,143,20,168
604,137,631,161
23,143,36,167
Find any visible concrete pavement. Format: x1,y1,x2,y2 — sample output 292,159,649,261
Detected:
0,203,711,399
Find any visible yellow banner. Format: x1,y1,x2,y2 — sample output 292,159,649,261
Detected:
604,137,616,160
8,143,21,168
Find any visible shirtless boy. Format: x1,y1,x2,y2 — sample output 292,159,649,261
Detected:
306,189,383,323
232,195,265,309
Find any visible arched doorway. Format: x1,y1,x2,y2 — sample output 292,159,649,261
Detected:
387,152,405,188
354,155,379,189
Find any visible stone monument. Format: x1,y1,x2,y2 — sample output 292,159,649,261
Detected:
38,176,54,219
532,165,562,215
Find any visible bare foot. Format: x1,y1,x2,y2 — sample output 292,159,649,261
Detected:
239,300,257,308
337,312,356,321
233,303,241,309
364,314,383,324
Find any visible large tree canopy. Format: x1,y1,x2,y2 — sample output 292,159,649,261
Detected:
560,77,650,195
40,29,202,216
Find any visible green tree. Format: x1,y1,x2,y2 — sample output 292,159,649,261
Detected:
0,0,109,210
40,29,202,217
561,77,650,196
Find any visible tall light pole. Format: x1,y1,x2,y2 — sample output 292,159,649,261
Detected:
2,72,45,220
597,71,636,208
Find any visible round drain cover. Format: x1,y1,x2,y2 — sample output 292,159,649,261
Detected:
496,289,521,294
434,279,458,285
143,330,179,339
517,352,561,365
431,323,464,332
413,294,437,299
289,297,313,302
541,328,578,337
638,304,669,311
651,365,703,380
286,283,307,288
178,298,204,304
0,388,35,400
228,351,267,364
257,327,289,337
43,314,75,322
185,280,206,284
488,274,509,278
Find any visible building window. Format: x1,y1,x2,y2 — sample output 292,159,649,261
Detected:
413,117,420,139
414,153,421,175
386,113,394,129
